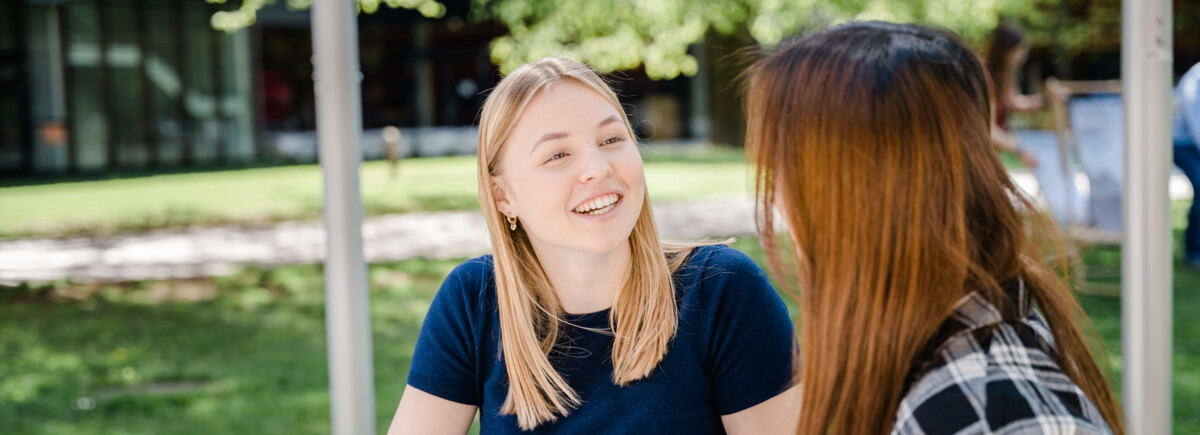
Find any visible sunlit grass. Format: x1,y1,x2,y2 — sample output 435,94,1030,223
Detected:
0,148,751,238
0,259,457,435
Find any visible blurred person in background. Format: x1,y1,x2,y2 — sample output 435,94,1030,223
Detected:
744,21,1123,434
1175,61,1200,270
388,57,800,434
984,23,1065,169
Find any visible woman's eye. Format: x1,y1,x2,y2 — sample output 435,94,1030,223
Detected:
547,152,567,162
602,136,624,146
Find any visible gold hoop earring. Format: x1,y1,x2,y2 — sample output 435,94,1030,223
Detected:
507,215,518,231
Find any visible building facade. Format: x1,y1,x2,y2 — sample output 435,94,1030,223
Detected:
1,0,255,177
1,0,708,178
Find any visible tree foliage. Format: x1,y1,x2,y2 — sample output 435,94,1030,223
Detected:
205,0,1148,80
471,0,1049,79
204,0,447,31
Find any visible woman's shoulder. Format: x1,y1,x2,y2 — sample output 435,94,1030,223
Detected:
679,243,763,274
675,244,768,288
894,310,1112,434
433,255,496,307
446,255,494,282
674,243,779,308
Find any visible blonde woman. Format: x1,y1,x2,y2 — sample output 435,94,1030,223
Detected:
387,57,799,433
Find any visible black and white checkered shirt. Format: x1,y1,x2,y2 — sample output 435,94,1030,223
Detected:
891,279,1113,434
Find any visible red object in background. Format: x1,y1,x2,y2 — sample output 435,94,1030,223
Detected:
262,68,294,125
39,120,67,146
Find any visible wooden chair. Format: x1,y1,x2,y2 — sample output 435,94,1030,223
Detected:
1044,79,1123,296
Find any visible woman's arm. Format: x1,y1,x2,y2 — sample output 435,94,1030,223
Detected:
392,259,489,434
720,383,802,435
991,119,1039,168
1007,92,1046,112
1005,79,1068,113
387,386,477,435
699,246,801,432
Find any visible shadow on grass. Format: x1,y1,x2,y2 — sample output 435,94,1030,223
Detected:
0,259,459,435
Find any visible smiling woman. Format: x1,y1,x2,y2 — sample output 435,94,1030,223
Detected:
490,79,646,261
386,57,800,434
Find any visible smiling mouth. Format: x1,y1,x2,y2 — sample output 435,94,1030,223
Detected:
573,193,621,216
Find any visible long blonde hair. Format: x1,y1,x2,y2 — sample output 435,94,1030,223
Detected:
477,57,697,430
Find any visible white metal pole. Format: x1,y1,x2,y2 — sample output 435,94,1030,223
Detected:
1121,0,1173,433
311,0,376,434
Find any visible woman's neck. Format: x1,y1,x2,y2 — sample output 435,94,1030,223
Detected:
530,240,632,315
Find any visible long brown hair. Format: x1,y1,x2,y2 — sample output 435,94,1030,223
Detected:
478,57,700,430
743,22,1123,434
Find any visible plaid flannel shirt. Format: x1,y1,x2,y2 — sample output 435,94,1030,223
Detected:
891,280,1113,434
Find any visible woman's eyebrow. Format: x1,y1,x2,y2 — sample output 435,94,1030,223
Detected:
597,115,621,128
528,115,621,156
530,132,569,155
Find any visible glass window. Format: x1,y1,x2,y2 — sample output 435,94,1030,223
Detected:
428,22,503,127
260,27,315,131
0,1,24,174
0,77,22,174
0,1,13,52
66,0,108,173
219,29,254,162
183,1,217,164
28,5,70,174
145,2,183,166
106,0,148,168
359,24,417,128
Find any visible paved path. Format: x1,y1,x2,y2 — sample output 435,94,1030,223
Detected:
0,198,758,285
1,172,1193,285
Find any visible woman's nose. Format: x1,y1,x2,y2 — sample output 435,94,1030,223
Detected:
578,149,614,184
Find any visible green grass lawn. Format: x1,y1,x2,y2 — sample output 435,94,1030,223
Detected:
3,234,1199,434
0,147,751,239
0,259,459,434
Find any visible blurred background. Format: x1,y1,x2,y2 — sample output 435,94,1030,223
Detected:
1,0,1199,433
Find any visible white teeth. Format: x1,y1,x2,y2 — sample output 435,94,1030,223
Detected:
574,194,619,214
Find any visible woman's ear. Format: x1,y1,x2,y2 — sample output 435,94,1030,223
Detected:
491,176,516,218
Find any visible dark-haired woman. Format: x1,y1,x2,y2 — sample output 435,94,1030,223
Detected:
984,24,1064,169
743,21,1123,434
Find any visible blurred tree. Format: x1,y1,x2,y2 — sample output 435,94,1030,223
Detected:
201,0,1200,80
205,0,1064,79
202,0,1195,145
204,0,448,30
470,0,1056,79
462,0,1048,146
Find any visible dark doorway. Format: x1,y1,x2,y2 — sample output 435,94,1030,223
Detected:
0,0,32,176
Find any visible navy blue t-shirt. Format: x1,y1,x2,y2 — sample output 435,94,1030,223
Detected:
405,245,796,433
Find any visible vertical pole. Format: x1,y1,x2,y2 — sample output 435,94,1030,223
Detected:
136,0,157,169
98,0,116,171
1121,0,1173,433
250,24,266,162
414,21,435,127
176,2,193,167
57,3,76,174
210,3,227,165
311,1,375,434
44,6,69,174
